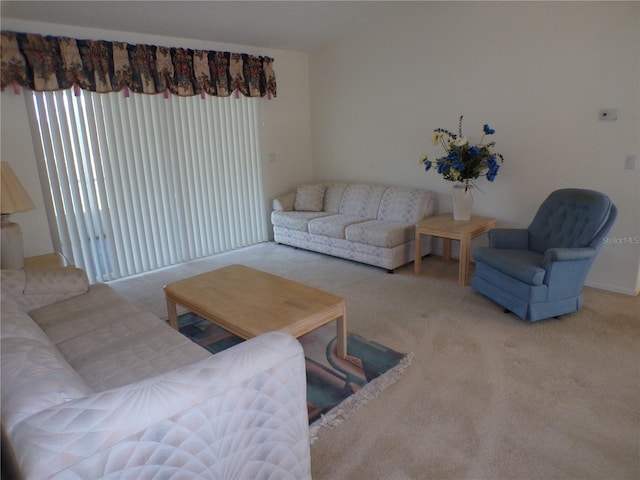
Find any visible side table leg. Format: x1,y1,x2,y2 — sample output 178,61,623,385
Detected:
459,234,471,286
166,296,179,329
335,309,348,359
442,238,452,261
414,231,422,275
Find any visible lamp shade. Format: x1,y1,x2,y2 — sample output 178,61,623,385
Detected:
1,162,35,215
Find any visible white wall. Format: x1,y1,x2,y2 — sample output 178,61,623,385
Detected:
1,90,54,256
0,18,314,255
309,2,640,295
3,3,639,295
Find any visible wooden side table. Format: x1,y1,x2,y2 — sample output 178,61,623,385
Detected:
415,214,497,286
24,253,72,270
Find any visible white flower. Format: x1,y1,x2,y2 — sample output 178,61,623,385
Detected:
453,136,468,147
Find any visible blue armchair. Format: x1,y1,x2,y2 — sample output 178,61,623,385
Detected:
472,189,617,322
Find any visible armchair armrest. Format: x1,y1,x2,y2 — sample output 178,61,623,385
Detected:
8,332,311,480
272,191,296,211
542,248,597,299
543,247,596,265
488,228,529,249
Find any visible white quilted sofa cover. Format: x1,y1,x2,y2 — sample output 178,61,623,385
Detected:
272,183,437,271
1,268,311,480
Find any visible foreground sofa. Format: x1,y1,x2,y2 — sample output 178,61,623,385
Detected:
272,183,437,271
1,267,311,480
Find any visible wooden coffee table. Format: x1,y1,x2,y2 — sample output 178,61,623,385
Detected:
164,264,348,358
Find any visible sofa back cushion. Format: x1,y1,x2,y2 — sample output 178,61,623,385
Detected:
29,284,209,391
339,184,388,218
323,183,348,213
377,187,434,224
1,298,93,433
0,293,53,342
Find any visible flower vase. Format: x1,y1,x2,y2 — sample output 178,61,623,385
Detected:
452,182,474,221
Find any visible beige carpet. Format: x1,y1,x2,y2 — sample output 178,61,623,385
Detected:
109,242,640,480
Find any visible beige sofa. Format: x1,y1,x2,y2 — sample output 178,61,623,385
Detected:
272,183,437,271
1,268,311,480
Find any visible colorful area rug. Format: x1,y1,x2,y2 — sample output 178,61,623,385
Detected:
178,313,412,442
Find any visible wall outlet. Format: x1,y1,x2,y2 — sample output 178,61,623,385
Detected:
624,154,637,170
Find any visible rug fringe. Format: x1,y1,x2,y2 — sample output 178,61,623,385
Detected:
309,351,414,444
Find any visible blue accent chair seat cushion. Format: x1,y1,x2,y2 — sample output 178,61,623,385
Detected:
472,189,617,322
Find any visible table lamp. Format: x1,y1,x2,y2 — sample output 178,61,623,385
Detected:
1,162,35,269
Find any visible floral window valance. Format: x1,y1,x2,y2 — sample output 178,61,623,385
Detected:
0,31,276,98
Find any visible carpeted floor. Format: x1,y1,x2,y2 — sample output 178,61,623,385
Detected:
110,242,640,480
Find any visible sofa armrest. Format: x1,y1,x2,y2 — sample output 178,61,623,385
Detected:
272,191,296,212
1,268,90,313
488,228,529,249
8,331,311,480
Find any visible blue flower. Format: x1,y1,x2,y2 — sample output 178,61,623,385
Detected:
421,116,503,183
451,160,465,172
487,164,500,181
483,124,495,135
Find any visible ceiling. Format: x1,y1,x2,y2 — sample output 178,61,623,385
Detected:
1,1,395,53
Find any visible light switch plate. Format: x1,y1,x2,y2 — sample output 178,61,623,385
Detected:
624,154,637,170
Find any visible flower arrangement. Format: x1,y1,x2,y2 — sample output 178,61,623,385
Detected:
420,115,503,184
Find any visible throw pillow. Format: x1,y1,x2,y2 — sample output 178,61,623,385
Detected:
294,184,326,212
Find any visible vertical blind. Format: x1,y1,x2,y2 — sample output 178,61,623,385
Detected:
27,89,267,283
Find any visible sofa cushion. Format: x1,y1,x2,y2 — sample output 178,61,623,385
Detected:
345,220,415,248
0,300,93,432
0,296,54,342
339,184,388,218
1,337,94,433
473,248,546,285
377,187,433,223
271,210,332,232
294,184,326,212
308,214,370,239
29,284,209,390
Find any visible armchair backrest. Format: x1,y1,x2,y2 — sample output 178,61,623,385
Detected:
528,189,616,254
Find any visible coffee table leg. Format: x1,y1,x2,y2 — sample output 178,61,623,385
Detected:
166,296,179,329
336,309,348,359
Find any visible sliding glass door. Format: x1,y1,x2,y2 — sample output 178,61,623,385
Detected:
27,89,267,283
